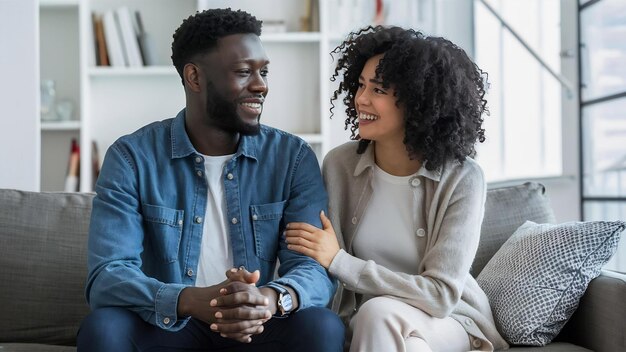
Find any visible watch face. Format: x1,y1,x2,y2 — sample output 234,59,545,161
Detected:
279,292,293,313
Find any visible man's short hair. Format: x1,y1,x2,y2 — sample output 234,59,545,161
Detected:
171,8,262,81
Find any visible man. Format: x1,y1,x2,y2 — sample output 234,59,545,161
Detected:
77,8,343,351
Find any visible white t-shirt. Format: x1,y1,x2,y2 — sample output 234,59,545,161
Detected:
195,154,234,287
352,164,422,274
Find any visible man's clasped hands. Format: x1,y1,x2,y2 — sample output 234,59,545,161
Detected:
177,267,277,343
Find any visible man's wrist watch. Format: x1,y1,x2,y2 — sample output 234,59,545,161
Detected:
266,283,293,317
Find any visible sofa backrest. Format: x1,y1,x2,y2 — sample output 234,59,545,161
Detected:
0,182,555,345
0,189,94,346
472,182,556,277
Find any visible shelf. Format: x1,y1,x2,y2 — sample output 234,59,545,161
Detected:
297,133,323,144
41,120,81,131
261,32,321,43
328,33,351,42
88,66,178,77
39,0,79,7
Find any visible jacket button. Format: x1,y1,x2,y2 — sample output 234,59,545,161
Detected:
415,228,425,237
163,317,171,325
472,339,482,348
196,170,203,177
351,217,357,224
177,219,183,226
252,214,258,221
194,216,203,224
227,173,234,180
231,217,238,224
187,269,194,277
410,177,421,187
195,156,203,163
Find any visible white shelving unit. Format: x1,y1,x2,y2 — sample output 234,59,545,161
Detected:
39,0,82,191
38,0,443,192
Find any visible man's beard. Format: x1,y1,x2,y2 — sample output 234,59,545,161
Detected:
205,85,261,136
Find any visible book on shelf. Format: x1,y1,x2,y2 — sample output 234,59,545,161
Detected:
93,13,110,66
300,0,319,32
134,10,158,66
328,0,426,36
102,10,126,66
64,139,80,192
91,141,100,190
92,13,100,66
93,7,158,67
116,6,143,67
374,0,384,26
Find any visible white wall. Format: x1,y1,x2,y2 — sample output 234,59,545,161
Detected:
0,0,40,191
436,0,475,56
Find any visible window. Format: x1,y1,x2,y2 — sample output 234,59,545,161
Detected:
579,0,626,271
473,0,564,182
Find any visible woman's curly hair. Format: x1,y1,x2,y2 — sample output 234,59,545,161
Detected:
171,8,262,85
330,26,489,171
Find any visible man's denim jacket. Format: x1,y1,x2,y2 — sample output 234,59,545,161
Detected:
86,109,334,330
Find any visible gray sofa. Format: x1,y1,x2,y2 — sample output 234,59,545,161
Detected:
0,182,624,351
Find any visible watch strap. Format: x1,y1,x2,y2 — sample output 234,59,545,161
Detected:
265,282,288,295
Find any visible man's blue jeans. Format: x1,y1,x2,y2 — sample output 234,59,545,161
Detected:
77,307,344,351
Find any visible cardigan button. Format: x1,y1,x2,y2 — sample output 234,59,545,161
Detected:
472,338,482,348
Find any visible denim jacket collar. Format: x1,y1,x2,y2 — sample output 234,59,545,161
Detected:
353,142,442,181
170,109,258,161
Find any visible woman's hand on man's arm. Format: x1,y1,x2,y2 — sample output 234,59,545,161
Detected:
284,211,340,269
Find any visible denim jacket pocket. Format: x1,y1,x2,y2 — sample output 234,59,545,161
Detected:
250,200,286,262
142,204,184,263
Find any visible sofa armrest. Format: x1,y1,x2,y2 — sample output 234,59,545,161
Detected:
558,270,626,352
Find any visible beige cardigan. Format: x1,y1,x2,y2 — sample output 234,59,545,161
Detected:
324,142,509,351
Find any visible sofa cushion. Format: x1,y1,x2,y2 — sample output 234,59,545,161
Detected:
472,182,556,277
0,189,94,346
556,270,626,352
0,343,77,351
507,342,591,351
477,220,625,346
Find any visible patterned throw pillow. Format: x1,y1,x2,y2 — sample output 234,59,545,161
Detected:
477,220,625,346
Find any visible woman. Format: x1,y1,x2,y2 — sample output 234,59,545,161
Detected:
284,26,508,351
